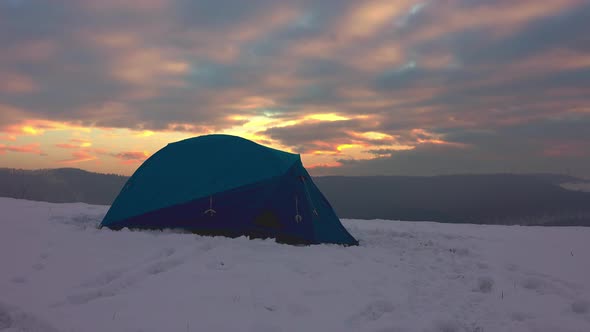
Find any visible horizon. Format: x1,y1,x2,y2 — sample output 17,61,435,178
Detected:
1,1,589,177
3,165,589,181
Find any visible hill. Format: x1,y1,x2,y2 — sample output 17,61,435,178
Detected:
1,168,589,226
314,175,590,226
0,168,127,205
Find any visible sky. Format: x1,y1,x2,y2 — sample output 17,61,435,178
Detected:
0,0,589,177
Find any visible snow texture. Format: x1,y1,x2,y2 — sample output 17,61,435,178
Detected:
1,197,589,331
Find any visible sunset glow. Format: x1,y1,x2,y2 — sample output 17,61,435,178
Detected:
0,0,588,177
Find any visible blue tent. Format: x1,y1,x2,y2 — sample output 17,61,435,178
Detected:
100,135,358,246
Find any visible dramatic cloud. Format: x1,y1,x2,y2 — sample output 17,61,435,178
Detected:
0,0,588,176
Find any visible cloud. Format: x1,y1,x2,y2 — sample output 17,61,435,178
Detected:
0,143,44,155
259,119,367,153
55,143,80,149
0,135,17,141
311,116,590,176
59,150,97,164
0,0,588,176
0,104,28,129
55,138,92,149
111,151,149,164
0,72,38,94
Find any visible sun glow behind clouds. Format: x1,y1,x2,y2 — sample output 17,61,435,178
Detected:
21,126,40,135
305,113,349,122
1,0,588,176
137,130,155,138
1,111,424,175
352,131,394,140
336,144,361,152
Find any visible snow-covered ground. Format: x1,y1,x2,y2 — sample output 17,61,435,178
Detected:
1,197,589,332
561,182,590,193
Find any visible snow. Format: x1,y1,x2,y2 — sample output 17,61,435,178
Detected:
561,182,590,193
1,197,589,332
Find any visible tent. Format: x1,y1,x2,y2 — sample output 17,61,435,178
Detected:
100,134,358,246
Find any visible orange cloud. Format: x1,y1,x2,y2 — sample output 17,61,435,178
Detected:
59,150,97,164
3,119,91,138
55,138,93,149
0,143,44,155
55,143,80,149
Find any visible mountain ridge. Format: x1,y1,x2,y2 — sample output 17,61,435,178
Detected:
1,167,589,226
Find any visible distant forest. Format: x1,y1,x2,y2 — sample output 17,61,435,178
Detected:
314,175,590,226
0,168,127,205
1,168,589,226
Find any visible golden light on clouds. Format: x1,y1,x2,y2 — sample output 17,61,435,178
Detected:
336,143,362,152
21,126,41,135
352,131,394,141
11,120,91,138
1,0,588,177
0,104,574,175
305,113,350,122
137,130,155,138
311,150,338,155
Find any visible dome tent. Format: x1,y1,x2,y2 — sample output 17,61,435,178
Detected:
100,135,358,246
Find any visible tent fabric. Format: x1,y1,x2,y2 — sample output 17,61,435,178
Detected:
100,134,358,246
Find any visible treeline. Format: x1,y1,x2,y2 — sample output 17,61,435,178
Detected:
314,174,590,226
0,168,127,205
1,168,589,226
